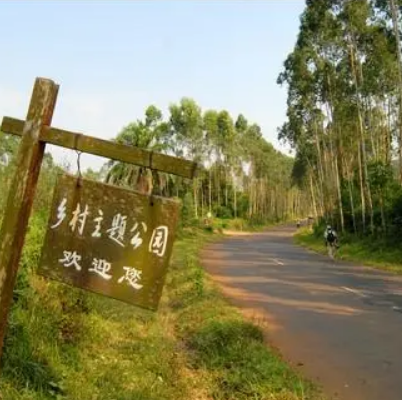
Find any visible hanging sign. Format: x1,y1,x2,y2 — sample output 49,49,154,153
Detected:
38,174,180,310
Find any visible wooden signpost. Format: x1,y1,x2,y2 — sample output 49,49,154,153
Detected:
0,78,197,361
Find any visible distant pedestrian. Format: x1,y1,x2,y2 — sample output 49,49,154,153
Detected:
324,225,338,259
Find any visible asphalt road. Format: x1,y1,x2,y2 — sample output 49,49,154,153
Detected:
201,226,402,400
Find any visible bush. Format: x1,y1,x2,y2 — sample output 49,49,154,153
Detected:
214,205,233,219
188,320,264,368
187,320,306,399
2,313,60,394
180,192,195,227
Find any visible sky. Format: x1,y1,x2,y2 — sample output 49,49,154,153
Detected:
0,0,304,171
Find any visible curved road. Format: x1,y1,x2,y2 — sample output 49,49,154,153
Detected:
202,226,402,400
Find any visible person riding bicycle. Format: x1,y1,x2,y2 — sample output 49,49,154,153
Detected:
324,225,338,249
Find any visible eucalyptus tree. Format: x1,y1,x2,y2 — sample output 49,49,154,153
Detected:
106,105,170,194
169,98,204,217
279,0,402,236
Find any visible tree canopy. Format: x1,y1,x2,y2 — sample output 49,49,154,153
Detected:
279,0,402,236
105,100,309,224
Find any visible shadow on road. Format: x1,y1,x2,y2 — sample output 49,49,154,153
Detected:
202,226,402,400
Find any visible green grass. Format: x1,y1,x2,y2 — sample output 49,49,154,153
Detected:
295,227,402,274
211,217,281,233
0,224,324,400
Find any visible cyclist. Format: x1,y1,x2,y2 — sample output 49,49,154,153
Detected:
324,225,338,258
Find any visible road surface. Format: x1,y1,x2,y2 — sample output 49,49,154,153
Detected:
201,226,402,400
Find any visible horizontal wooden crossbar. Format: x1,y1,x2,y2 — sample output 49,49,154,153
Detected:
1,116,197,179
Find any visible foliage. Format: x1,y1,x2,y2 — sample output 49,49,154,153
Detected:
105,101,310,221
279,0,402,241
295,226,402,274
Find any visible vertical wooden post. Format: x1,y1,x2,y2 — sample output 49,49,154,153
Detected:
0,78,58,361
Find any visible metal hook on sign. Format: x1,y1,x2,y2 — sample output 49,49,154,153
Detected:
74,134,83,187
149,151,155,206
76,151,83,187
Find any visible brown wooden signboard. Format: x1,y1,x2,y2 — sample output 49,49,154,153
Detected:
38,174,180,310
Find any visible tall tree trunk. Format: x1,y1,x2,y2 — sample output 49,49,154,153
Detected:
350,37,374,233
248,178,253,219
307,157,324,217
334,153,344,232
357,141,366,233
217,168,221,208
322,136,333,221
358,58,378,162
193,178,198,218
380,190,386,233
326,74,345,231
209,168,212,213
201,182,204,218
389,0,402,182
234,188,237,218
344,156,357,235
309,172,318,219
348,177,357,235
325,102,345,231
225,168,228,207
383,98,391,164
367,97,378,161
233,173,237,218
314,119,326,217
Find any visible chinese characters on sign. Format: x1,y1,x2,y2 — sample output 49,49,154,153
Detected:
39,174,180,310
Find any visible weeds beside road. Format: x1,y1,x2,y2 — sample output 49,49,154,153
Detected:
0,225,323,400
295,227,402,274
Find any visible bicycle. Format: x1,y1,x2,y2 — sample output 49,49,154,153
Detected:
326,240,339,260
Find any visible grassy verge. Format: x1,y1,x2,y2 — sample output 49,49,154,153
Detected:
295,228,402,274
0,225,323,400
211,217,282,233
